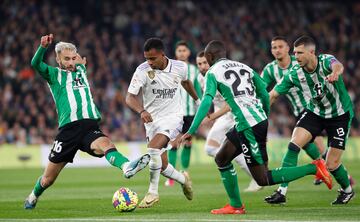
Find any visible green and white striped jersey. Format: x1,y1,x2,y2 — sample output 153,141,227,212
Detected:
180,63,202,116
262,55,308,117
31,46,101,128
204,58,269,131
274,54,353,119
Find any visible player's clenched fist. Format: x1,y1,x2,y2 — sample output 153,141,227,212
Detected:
40,34,54,48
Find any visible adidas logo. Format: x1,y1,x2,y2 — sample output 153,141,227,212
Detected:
151,80,157,85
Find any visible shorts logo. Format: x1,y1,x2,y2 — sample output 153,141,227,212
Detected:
93,130,102,134
147,70,155,79
250,143,259,154
241,144,252,163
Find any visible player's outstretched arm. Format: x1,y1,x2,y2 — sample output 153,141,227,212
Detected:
326,61,344,83
181,80,200,104
31,34,54,74
125,92,153,123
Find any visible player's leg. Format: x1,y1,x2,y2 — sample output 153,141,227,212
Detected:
210,115,261,192
313,136,327,185
165,135,180,187
180,116,194,171
24,161,67,209
90,136,150,178
211,134,245,214
139,133,168,208
82,121,150,179
265,111,323,204
325,112,355,205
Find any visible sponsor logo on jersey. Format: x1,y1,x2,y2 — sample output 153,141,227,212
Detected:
152,88,177,99
72,73,86,90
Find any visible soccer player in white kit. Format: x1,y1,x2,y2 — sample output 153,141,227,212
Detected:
196,51,262,192
126,38,199,208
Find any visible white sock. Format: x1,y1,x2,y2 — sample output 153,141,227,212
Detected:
278,186,288,195
161,163,185,184
205,145,219,157
28,191,37,202
148,148,162,195
344,185,352,193
234,153,251,176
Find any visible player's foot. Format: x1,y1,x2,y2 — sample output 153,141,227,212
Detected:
181,171,193,200
164,178,175,187
312,159,332,189
138,193,159,208
211,204,245,214
123,154,150,179
244,179,263,192
24,193,38,209
331,189,355,205
264,190,286,204
313,178,323,185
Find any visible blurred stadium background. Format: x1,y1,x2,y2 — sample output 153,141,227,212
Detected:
1,0,360,145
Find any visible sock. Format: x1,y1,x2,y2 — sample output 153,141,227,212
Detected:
148,148,162,195
330,164,352,192
161,163,185,184
33,176,47,197
321,149,328,160
181,144,191,170
278,142,300,192
104,148,129,169
269,164,316,185
303,142,321,160
218,164,242,208
205,145,218,157
233,153,252,176
168,146,178,168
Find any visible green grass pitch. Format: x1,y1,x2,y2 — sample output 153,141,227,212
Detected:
0,160,359,221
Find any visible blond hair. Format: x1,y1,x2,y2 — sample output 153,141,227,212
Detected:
55,42,77,55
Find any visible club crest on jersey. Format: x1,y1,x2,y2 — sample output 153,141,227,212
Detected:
147,70,155,79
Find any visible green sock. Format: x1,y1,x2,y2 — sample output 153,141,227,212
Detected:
219,164,242,207
304,143,321,160
279,144,300,188
181,145,191,170
168,148,178,168
271,164,316,184
105,148,129,169
33,176,46,197
330,164,350,190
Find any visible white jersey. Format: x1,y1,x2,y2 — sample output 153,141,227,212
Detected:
128,59,188,120
198,74,227,112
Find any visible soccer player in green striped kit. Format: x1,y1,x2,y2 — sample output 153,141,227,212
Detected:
24,34,150,209
270,35,355,205
181,40,333,214
166,41,202,186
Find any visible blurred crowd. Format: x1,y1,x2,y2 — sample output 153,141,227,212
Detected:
0,0,360,145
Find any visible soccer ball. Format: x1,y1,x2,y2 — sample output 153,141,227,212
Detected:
112,187,138,212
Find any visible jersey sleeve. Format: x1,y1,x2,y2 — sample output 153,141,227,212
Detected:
76,64,87,74
261,65,274,88
128,69,146,95
193,72,203,99
204,72,217,99
31,46,58,84
322,54,339,74
253,71,270,115
274,72,294,95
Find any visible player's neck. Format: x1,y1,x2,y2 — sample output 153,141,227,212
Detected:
277,55,291,69
160,57,169,70
304,56,318,73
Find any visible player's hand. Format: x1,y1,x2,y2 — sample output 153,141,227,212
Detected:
75,53,87,65
180,133,192,145
325,72,339,83
140,110,153,123
40,34,54,48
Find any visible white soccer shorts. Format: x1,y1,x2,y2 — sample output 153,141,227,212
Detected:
144,115,183,142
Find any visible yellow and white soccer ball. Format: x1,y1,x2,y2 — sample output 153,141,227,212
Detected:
112,187,138,212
